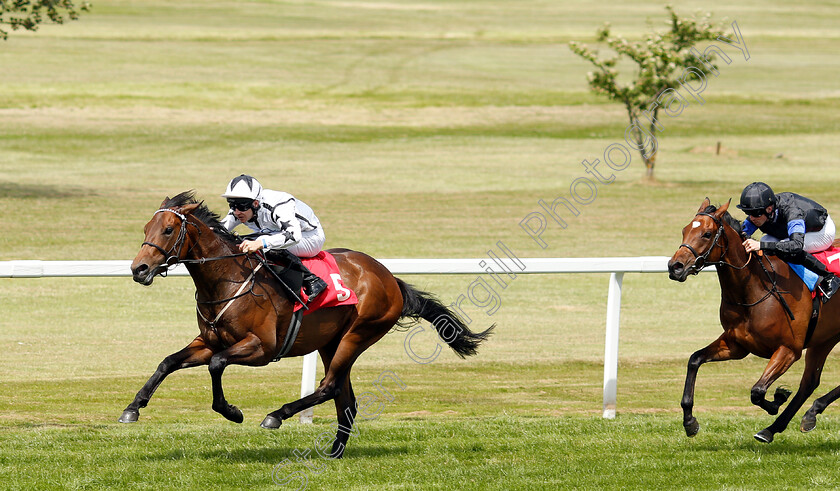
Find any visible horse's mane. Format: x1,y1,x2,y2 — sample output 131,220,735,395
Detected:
703,204,743,236
163,191,241,244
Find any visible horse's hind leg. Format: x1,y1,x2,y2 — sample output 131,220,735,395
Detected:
802,383,840,432
311,343,359,459
801,339,840,432
749,346,799,417
119,337,213,423
261,321,391,459
755,344,832,443
328,377,358,459
260,360,349,431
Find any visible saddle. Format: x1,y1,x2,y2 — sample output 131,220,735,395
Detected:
260,250,359,314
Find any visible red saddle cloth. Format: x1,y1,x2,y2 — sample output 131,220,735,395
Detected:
293,251,358,315
813,246,840,275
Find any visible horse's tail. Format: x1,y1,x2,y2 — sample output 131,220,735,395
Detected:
395,278,494,358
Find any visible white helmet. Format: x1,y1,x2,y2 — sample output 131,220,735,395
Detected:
221,174,263,200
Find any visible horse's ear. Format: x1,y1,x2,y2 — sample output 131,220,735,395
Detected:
181,202,201,215
160,197,170,209
698,197,711,212
715,198,732,217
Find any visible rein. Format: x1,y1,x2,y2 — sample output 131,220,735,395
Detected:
196,262,263,330
749,253,795,320
141,205,306,357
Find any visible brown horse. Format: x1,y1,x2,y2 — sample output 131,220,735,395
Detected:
668,198,840,443
119,192,493,458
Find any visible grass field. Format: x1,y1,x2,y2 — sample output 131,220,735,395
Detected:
3,1,840,489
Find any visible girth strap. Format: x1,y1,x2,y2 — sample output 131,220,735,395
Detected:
805,295,821,348
273,310,304,362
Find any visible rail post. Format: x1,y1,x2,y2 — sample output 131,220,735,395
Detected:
602,272,624,419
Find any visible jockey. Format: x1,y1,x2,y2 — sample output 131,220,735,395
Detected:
737,181,840,301
221,174,327,301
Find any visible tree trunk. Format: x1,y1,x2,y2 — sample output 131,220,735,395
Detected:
643,152,657,182
643,109,659,182
626,104,659,182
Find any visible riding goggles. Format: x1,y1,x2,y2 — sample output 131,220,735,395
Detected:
227,199,253,212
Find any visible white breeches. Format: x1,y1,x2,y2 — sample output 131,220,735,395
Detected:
762,215,836,253
285,228,326,258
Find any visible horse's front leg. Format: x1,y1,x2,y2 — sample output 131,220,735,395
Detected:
209,333,267,423
682,334,747,437
119,336,214,423
755,344,833,442
749,345,799,417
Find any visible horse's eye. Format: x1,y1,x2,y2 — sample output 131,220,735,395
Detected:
702,231,712,239
164,226,174,235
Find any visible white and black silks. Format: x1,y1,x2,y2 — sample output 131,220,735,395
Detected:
221,189,325,258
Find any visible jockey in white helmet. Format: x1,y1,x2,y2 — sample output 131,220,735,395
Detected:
221,174,327,301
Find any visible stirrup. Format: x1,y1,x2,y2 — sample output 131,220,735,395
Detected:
304,276,327,302
818,275,840,303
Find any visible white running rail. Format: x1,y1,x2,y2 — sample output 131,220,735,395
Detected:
1,257,703,420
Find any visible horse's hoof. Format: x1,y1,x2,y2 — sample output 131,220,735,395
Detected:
754,429,774,443
215,403,244,423
261,415,283,429
773,387,792,403
684,417,700,437
118,410,139,423
226,405,244,424
801,413,817,433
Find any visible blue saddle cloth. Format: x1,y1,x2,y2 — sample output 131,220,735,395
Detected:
788,263,819,292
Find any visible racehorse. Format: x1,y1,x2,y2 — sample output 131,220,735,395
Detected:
119,192,493,458
668,198,840,443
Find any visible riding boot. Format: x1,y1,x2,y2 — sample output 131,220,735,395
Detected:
301,270,328,301
819,275,840,303
799,252,840,302
268,249,327,302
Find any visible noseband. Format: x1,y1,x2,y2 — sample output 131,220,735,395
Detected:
141,209,198,272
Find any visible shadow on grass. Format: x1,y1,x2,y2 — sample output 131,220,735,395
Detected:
0,181,95,199
192,442,413,463
690,433,840,454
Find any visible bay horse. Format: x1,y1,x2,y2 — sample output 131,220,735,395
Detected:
119,192,493,458
668,198,840,443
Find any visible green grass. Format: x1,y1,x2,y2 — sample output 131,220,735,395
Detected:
6,415,840,490
3,0,840,489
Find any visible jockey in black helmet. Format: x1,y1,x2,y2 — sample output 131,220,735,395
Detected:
737,181,840,302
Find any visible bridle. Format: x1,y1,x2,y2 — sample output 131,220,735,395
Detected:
678,212,740,272
141,209,199,273
142,208,253,271
679,211,794,318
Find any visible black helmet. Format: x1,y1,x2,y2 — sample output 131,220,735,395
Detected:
737,182,776,214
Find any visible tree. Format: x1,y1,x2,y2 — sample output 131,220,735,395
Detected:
569,6,726,180
1,0,90,40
